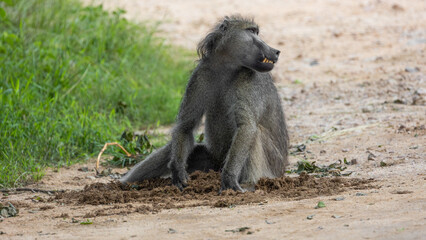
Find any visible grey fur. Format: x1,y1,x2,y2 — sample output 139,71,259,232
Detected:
120,15,289,192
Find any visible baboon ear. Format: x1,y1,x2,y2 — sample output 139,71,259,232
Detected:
219,19,229,32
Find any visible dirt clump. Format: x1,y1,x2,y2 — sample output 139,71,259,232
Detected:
257,172,373,199
52,171,374,214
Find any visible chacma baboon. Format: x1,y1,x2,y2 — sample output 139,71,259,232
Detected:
120,15,289,192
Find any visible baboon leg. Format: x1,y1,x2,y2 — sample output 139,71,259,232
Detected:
186,144,218,173
119,143,171,184
120,143,216,184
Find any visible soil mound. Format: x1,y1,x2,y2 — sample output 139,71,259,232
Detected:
53,171,374,213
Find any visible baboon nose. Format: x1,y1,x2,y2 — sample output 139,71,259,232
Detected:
276,50,281,56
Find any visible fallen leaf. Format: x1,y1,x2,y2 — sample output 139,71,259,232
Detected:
315,201,326,209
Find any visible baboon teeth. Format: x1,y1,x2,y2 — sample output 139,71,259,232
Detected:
262,58,273,64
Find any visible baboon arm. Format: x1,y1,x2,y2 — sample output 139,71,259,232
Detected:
169,73,206,188
174,73,206,133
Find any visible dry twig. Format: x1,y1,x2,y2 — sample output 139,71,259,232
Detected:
0,188,65,195
96,142,132,173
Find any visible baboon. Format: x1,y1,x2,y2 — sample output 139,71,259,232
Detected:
120,15,289,192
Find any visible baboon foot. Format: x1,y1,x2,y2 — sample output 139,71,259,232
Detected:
220,171,246,193
170,162,189,191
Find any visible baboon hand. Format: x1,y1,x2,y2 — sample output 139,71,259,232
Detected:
170,162,189,191
220,171,246,193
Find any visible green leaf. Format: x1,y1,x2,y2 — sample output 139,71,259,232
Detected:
1,0,13,6
0,7,6,19
80,219,93,225
197,133,204,143
315,201,326,209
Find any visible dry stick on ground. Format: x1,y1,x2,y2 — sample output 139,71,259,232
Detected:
96,142,132,173
0,188,65,195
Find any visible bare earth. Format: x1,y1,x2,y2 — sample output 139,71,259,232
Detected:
1,0,425,239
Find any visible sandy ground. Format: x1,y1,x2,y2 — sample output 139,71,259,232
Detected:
1,0,425,239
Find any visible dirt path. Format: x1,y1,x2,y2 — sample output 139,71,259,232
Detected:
1,0,425,239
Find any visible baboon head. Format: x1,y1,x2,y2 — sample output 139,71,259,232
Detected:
197,15,280,72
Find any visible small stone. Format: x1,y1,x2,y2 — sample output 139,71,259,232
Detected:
362,106,373,113
0,209,8,218
293,144,306,152
334,197,345,201
393,99,406,104
342,149,349,152
297,144,306,152
365,56,383,62
320,150,326,154
168,228,177,234
265,219,276,224
0,203,18,218
100,168,112,176
109,173,122,179
332,30,342,38
7,203,17,217
404,67,419,73
309,59,319,66
332,215,342,219
85,176,96,180
356,192,367,196
307,214,315,220
391,4,404,11
350,159,358,165
415,88,426,95
344,224,349,227
367,153,376,161
393,190,413,194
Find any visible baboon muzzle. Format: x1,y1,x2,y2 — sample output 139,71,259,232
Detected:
263,47,280,64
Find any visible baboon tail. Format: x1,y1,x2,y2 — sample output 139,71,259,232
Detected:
119,143,171,184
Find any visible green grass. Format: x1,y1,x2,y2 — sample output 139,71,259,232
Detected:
0,0,192,187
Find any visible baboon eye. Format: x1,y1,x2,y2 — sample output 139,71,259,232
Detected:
247,28,258,35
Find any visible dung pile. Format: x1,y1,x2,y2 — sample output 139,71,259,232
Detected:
53,171,374,213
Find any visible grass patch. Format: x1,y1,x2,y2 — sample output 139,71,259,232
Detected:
0,0,192,187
